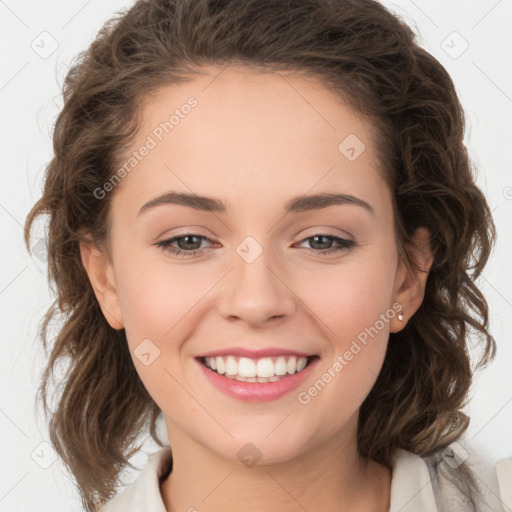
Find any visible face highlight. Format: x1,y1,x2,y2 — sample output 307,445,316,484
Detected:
86,65,415,466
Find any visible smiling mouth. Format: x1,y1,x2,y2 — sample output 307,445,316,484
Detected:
199,355,318,383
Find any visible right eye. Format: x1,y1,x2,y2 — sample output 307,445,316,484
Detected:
155,234,215,257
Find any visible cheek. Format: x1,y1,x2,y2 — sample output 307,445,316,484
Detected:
113,249,206,343
296,248,397,341
295,287,392,436
111,253,203,411
292,246,396,405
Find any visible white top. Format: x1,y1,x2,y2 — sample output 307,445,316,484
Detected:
99,445,511,511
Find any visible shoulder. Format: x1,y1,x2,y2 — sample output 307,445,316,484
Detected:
98,446,172,512
391,441,508,512
97,443,510,512
495,457,512,511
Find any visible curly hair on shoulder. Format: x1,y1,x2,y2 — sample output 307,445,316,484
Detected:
24,0,496,510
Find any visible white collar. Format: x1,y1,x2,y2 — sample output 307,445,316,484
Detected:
100,447,172,512
390,448,438,511
100,446,439,511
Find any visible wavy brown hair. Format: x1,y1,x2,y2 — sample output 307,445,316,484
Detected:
24,0,496,510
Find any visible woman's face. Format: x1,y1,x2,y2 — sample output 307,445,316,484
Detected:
83,65,429,465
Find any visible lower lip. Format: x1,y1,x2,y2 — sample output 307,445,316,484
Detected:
196,357,319,401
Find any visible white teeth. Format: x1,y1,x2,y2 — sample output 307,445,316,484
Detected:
216,356,225,375
256,358,275,378
275,357,287,375
297,357,307,372
238,357,256,377
203,355,310,380
225,356,237,375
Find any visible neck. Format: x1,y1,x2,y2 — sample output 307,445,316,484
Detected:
160,419,391,512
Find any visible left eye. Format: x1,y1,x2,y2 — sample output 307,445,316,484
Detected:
295,234,355,255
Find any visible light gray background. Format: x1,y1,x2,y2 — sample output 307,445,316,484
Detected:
1,1,511,510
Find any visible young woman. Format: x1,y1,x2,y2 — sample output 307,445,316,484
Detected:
24,0,510,510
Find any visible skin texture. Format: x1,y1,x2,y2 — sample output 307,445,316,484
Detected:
80,66,432,511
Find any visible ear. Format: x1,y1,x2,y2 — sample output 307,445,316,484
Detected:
390,226,433,333
79,237,124,330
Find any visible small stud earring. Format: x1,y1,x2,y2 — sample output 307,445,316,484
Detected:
397,309,404,322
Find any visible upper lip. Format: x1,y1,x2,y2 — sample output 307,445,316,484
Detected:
196,347,316,359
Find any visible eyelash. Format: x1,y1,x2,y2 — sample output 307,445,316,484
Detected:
155,233,355,258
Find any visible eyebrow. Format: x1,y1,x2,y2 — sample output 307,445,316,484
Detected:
138,191,374,216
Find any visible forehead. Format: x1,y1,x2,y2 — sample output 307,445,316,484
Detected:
111,65,391,218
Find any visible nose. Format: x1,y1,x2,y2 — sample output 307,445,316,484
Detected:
216,242,297,327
